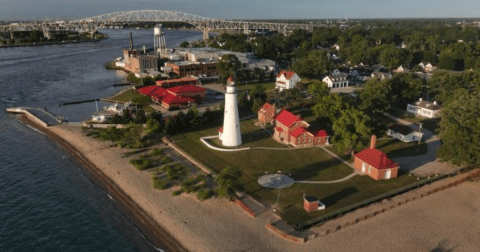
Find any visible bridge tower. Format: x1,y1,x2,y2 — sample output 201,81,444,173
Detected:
154,24,167,58
202,28,209,41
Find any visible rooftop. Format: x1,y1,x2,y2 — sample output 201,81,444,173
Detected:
354,148,398,170
388,124,415,136
274,109,301,128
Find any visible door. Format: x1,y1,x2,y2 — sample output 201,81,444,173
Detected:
384,169,391,179
361,162,366,172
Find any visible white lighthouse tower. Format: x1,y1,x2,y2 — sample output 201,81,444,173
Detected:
220,76,242,147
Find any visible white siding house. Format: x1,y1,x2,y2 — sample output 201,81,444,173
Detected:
322,69,349,88
387,124,423,142
407,98,442,118
275,70,301,90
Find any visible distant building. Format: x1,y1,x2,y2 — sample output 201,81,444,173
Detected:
156,77,198,88
257,102,276,126
354,135,399,180
275,70,301,90
394,65,409,73
272,109,329,148
418,62,435,72
387,124,423,142
407,98,442,118
371,72,392,80
164,61,217,77
322,69,349,88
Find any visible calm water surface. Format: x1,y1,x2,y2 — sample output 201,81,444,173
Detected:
0,28,203,252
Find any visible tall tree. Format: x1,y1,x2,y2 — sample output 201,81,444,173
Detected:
437,89,480,165
390,73,424,107
291,50,331,77
332,108,371,152
216,54,241,82
215,166,243,200
359,78,392,116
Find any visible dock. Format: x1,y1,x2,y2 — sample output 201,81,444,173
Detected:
6,107,65,127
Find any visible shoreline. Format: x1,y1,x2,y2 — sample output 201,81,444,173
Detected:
0,38,108,49
18,115,187,252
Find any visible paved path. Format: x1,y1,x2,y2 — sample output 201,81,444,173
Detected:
295,172,358,184
380,111,459,176
319,146,355,169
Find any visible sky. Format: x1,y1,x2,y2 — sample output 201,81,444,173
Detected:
1,0,480,21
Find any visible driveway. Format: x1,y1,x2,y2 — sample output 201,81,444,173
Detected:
380,112,459,176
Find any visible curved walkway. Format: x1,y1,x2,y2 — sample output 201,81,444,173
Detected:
295,172,358,184
200,136,251,152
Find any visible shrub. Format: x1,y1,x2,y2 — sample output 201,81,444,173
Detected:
129,158,155,170
172,189,183,196
196,188,213,201
151,173,168,190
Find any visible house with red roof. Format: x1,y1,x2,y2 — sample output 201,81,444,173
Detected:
353,135,399,180
272,109,329,147
275,70,301,91
137,84,205,110
257,102,276,126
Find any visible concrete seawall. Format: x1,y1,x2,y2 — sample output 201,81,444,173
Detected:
6,108,50,128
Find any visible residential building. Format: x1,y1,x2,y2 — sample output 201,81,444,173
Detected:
394,65,409,73
407,98,442,118
387,124,423,142
371,72,392,80
353,135,399,180
257,102,276,126
272,109,329,147
418,62,435,72
275,70,301,90
322,69,349,88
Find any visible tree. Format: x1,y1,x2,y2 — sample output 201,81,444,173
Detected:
390,73,424,107
251,98,263,113
437,89,480,165
308,80,330,103
215,166,243,200
180,41,189,48
269,71,275,81
216,54,242,82
291,50,331,77
332,108,371,152
359,78,392,117
379,44,411,69
249,84,267,103
312,93,350,122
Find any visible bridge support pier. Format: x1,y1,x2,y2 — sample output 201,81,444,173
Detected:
243,23,249,35
202,28,209,41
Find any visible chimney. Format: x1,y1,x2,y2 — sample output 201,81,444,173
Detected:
370,134,377,149
129,32,133,50
419,98,422,102
433,101,437,105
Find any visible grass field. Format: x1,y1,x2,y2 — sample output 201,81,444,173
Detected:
109,89,156,113
387,109,440,133
170,115,419,224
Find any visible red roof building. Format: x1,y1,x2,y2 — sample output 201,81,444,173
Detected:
353,135,399,180
137,84,205,110
258,102,276,126
276,70,296,80
271,109,329,148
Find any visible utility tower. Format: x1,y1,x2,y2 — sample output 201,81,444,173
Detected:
154,24,167,58
220,76,242,147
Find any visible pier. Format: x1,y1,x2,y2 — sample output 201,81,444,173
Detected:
6,107,65,127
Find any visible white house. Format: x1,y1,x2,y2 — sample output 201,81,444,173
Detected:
387,124,423,142
371,72,392,80
407,98,442,118
275,70,301,90
394,65,409,73
419,62,435,72
322,69,349,88
332,44,340,51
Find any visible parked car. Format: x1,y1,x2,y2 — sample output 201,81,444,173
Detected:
215,95,225,100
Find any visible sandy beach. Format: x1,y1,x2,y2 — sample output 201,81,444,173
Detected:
45,123,480,252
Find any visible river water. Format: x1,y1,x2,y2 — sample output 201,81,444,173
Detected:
0,28,203,252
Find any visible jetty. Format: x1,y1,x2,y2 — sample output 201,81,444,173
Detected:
6,107,65,127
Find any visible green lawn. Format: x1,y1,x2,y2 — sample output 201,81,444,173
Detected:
236,81,276,92
170,116,419,225
109,89,156,113
387,109,440,133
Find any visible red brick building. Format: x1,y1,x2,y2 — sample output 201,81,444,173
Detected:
138,84,205,110
303,195,325,212
353,135,399,180
156,77,198,88
257,102,276,126
272,109,329,148
164,62,217,77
